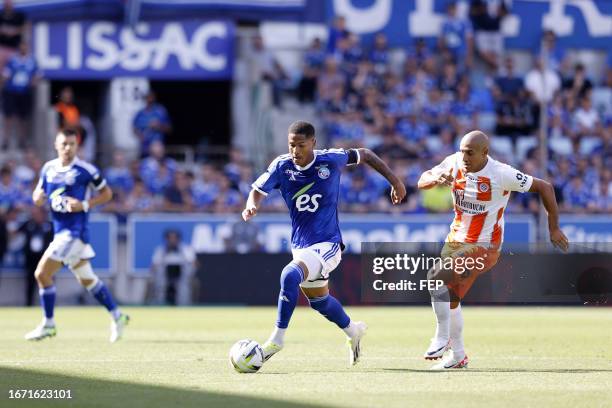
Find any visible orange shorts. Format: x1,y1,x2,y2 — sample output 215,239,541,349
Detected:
441,242,500,299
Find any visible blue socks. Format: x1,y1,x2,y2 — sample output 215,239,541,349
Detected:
39,285,56,325
309,294,351,329
88,280,120,318
275,262,304,329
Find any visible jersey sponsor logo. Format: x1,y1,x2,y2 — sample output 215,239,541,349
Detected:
291,182,322,212
285,169,302,181
317,166,330,179
295,194,322,212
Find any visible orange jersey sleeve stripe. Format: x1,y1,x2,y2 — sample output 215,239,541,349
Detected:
465,211,488,243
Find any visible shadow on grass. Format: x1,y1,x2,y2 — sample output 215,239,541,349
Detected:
384,368,612,374
0,366,324,408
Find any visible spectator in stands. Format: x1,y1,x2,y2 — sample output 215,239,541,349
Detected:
525,56,560,104
298,37,325,102
211,174,242,214
140,141,176,195
0,0,25,69
105,150,134,200
369,33,389,73
439,1,474,68
340,172,379,213
0,212,6,270
248,34,288,108
317,57,345,103
1,42,39,150
562,63,593,99
539,29,565,73
151,229,196,306
163,170,193,213
563,175,593,212
224,147,245,186
133,91,172,158
124,177,157,213
495,89,536,138
326,15,349,54
590,181,611,213
18,206,53,306
55,86,80,130
492,56,523,102
574,96,602,138
0,165,18,213
191,163,219,211
437,62,461,97
469,0,508,70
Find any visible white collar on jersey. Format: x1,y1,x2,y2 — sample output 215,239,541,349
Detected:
55,157,77,172
294,151,317,171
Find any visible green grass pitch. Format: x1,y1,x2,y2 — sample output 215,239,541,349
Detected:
1,307,611,408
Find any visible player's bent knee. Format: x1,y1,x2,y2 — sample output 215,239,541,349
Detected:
280,262,304,288
70,262,98,286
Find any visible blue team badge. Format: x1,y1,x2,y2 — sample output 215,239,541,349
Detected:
318,167,330,180
479,183,489,192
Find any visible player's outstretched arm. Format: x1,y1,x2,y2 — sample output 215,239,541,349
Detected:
418,167,454,190
356,148,406,205
242,189,266,221
529,178,569,252
66,186,113,213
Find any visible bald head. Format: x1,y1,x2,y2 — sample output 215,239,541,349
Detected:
459,130,489,173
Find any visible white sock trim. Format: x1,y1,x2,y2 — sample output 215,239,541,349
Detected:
268,327,286,345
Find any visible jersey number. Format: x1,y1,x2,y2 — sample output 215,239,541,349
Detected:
295,194,322,212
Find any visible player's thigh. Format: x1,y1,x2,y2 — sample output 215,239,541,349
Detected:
301,284,329,299
447,246,500,299
293,242,341,290
34,253,63,279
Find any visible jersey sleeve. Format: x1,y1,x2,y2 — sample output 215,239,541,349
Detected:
251,158,281,196
499,163,533,193
84,163,107,191
325,148,360,167
430,154,457,177
35,162,49,192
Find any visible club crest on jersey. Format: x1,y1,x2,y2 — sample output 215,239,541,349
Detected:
285,169,302,181
317,166,330,179
478,183,489,193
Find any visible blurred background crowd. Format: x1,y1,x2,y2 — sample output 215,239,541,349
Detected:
0,0,609,235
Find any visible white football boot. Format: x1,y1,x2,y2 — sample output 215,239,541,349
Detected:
347,321,368,366
25,324,57,341
110,314,130,343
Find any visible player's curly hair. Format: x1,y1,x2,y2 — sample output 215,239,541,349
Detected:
288,121,315,138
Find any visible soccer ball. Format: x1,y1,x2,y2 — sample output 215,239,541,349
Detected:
229,339,264,373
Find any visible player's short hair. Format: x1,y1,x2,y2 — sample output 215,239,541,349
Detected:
57,127,80,139
288,121,315,139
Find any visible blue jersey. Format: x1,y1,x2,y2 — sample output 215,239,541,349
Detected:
3,54,38,93
37,158,107,243
252,149,359,249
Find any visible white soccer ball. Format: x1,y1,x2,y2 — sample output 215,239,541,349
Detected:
229,339,264,373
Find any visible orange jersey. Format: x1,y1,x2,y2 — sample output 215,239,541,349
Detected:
432,153,533,247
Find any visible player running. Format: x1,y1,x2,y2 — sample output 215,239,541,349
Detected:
243,121,406,366
25,129,129,342
418,130,568,369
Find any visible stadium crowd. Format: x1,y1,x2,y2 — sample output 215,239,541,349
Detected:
0,0,610,235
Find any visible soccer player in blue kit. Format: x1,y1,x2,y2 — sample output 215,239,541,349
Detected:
243,121,406,365
25,129,129,342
